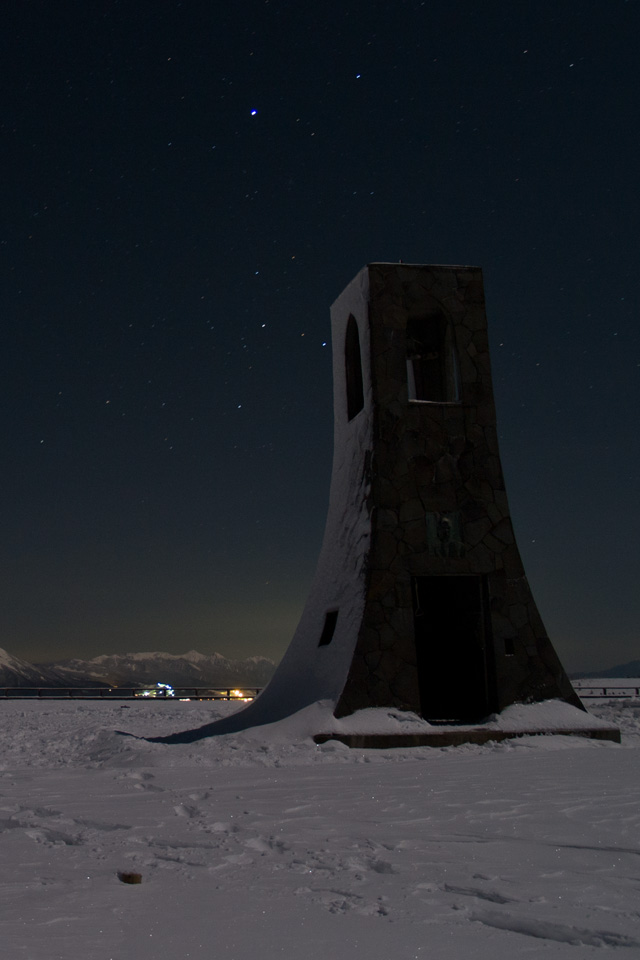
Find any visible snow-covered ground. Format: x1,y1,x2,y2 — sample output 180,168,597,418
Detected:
1,695,639,959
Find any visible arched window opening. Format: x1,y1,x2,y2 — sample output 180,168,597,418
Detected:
345,315,364,420
406,311,461,402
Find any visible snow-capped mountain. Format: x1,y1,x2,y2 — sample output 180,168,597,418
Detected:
0,648,61,687
0,647,276,689
36,649,276,688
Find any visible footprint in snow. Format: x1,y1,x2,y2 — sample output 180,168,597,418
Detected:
25,827,83,846
301,887,390,917
173,803,201,819
121,771,164,792
367,858,397,875
471,910,640,948
444,883,516,905
244,836,290,854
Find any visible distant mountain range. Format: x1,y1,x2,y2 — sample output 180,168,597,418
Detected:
570,660,640,680
2,645,637,691
0,648,276,689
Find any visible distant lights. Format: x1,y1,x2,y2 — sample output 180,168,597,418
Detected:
135,682,175,698
250,109,258,116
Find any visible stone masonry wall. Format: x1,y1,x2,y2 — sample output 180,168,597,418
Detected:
335,263,580,718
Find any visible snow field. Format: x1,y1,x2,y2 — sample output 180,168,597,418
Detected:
0,697,639,959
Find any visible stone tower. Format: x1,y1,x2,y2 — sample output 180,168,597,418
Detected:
328,262,580,720
153,263,583,743
235,262,579,724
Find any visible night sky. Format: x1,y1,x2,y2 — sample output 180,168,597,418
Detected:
2,1,638,672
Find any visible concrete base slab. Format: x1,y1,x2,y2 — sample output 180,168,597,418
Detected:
314,727,621,749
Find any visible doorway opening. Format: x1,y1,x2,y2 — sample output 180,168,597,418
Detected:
412,575,494,722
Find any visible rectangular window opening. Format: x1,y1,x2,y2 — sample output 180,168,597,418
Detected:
318,609,339,647
406,313,461,403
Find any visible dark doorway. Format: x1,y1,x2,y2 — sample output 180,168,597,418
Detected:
412,576,493,722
